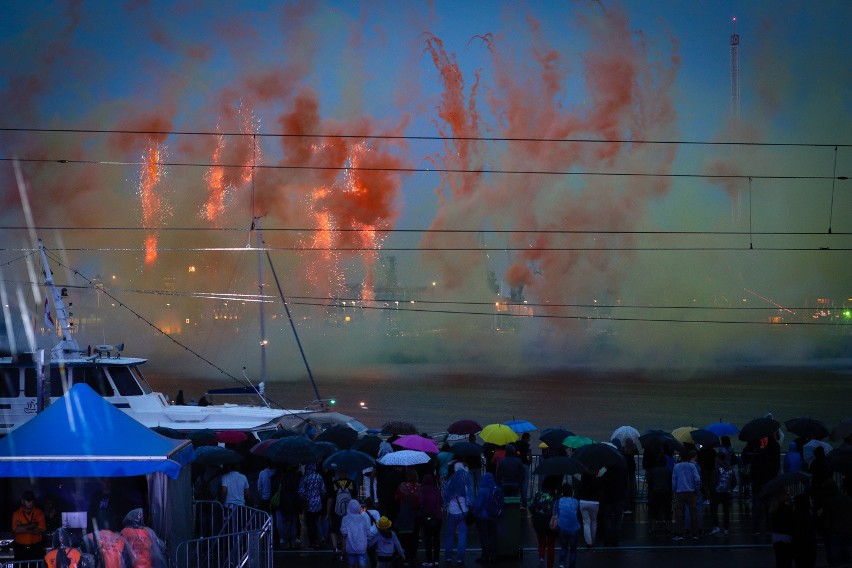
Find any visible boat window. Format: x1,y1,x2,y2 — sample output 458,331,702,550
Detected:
75,366,114,396
109,366,144,396
47,367,70,397
0,369,19,397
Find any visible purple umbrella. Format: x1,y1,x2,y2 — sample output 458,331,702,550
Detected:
393,434,440,454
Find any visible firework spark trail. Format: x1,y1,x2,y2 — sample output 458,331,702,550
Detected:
139,141,166,266
420,33,489,289
203,104,261,222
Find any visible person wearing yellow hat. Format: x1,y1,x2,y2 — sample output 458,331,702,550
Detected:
373,516,404,568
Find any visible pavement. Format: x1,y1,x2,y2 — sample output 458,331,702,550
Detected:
271,498,833,568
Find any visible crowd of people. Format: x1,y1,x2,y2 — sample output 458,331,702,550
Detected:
201,424,852,568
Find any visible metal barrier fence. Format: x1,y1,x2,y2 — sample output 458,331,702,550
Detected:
1,560,44,568
174,501,273,568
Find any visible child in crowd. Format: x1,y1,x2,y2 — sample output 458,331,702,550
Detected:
554,483,582,568
340,500,376,567
371,516,404,568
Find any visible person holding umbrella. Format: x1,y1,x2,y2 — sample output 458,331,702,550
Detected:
443,461,473,566
298,463,326,550
530,476,560,568
671,449,702,541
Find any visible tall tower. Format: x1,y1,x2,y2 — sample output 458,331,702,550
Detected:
730,17,740,119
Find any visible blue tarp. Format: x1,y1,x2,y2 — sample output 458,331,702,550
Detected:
0,383,194,479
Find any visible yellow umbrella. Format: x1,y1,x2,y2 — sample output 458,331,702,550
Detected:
479,423,519,446
671,426,698,444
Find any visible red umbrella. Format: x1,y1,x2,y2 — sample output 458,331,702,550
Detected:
216,430,249,444
250,439,278,457
393,434,440,454
447,419,483,435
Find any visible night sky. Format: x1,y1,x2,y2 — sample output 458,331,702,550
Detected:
1,1,850,379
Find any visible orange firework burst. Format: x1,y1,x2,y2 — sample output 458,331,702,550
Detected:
139,141,165,266
203,104,260,222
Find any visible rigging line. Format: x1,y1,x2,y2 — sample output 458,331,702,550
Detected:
828,145,838,235
40,249,251,388
287,300,843,326
749,177,753,250
1,127,850,148
0,157,845,181
0,278,835,313
3,225,852,236
264,248,323,408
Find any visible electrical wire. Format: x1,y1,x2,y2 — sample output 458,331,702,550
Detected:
2,127,850,148
1,156,846,181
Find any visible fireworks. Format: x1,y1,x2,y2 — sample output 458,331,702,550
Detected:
139,141,166,266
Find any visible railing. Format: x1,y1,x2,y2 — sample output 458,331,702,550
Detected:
174,501,272,568
1,560,45,568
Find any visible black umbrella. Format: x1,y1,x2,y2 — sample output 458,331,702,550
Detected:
381,421,419,436
352,434,383,458
639,429,684,452
315,425,358,449
259,428,301,440
152,426,187,439
539,428,575,447
193,445,244,466
533,456,587,477
826,446,852,475
266,436,318,464
449,441,484,457
785,417,830,440
323,449,375,473
312,441,340,460
190,429,218,447
758,471,811,500
689,428,721,448
571,442,626,471
739,417,781,442
830,418,852,442
447,419,483,436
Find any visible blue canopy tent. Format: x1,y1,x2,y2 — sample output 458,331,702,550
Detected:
0,383,193,477
0,383,194,555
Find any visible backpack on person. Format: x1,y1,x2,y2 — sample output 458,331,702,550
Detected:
531,491,556,522
716,468,736,494
486,486,505,519
334,485,353,517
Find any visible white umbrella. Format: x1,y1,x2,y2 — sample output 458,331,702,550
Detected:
611,425,641,449
378,449,431,466
803,439,833,464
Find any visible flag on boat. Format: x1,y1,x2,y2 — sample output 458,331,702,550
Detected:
44,297,54,329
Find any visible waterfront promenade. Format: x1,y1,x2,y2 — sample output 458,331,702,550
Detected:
273,502,799,568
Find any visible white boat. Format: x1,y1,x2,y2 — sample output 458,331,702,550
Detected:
0,240,367,438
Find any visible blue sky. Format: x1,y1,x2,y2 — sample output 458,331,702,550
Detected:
1,1,850,373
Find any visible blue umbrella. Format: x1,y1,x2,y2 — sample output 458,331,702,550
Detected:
705,422,739,436
323,450,375,473
505,419,537,433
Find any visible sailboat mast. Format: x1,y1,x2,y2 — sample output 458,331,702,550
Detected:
255,218,268,385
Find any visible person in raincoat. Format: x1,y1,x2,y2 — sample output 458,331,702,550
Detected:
83,526,133,568
44,528,84,568
119,509,166,568
443,461,473,565
472,472,501,564
340,499,376,567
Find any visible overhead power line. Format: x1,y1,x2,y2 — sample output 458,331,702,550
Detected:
1,156,846,181
2,127,851,148
1,225,850,236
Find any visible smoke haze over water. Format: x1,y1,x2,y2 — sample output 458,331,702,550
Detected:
1,2,850,382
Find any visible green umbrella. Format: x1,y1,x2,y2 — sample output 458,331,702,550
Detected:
563,435,594,449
